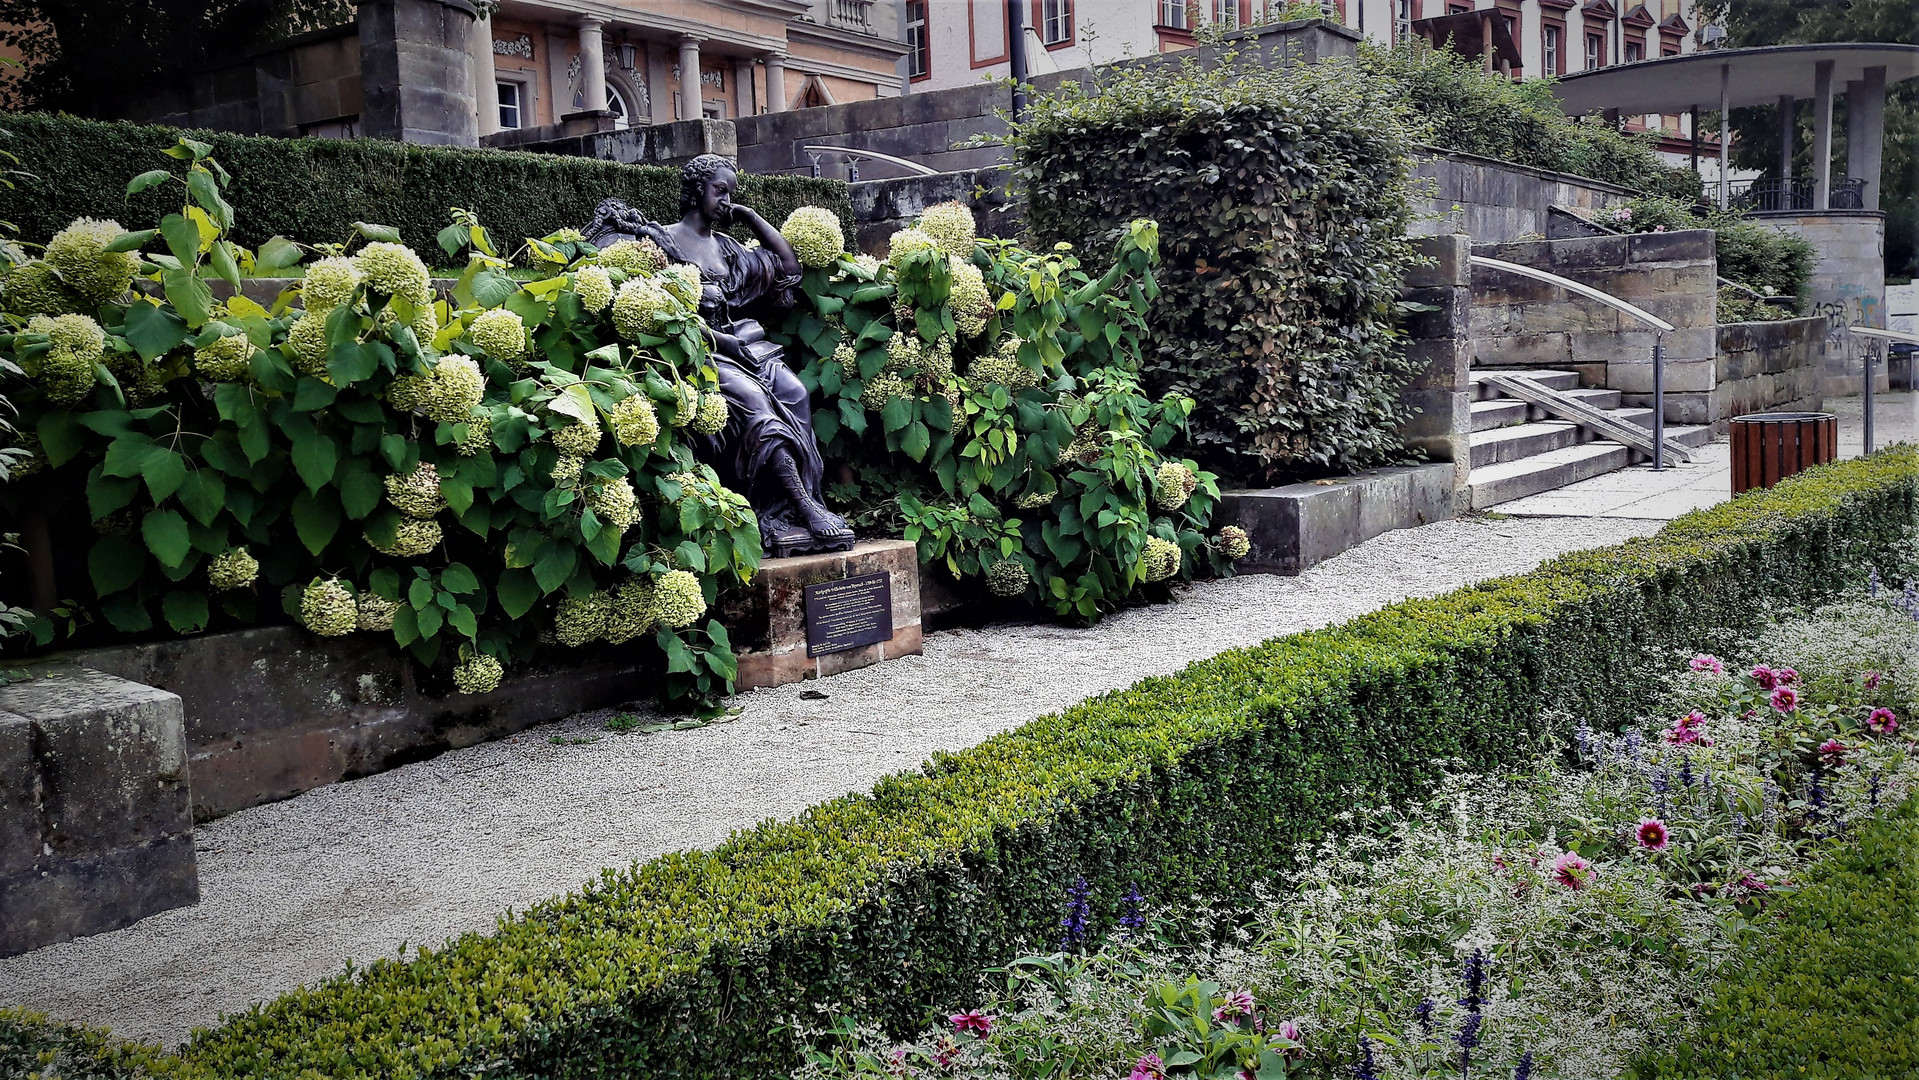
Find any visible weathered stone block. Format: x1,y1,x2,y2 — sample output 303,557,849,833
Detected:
724,540,924,691
0,667,196,957
1216,464,1457,576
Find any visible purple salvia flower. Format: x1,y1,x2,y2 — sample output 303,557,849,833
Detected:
1119,883,1147,934
1414,998,1436,1034
1353,1035,1381,1080
1059,875,1091,949
1514,1051,1535,1080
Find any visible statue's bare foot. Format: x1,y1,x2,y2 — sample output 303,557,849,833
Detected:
800,499,853,542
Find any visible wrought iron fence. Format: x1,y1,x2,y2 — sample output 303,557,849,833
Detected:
1729,176,1867,213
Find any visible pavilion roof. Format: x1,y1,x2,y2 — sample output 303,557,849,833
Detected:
1552,42,1919,114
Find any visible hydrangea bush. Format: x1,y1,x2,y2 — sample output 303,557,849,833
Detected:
776,203,1244,620
0,139,758,709
798,593,1919,1079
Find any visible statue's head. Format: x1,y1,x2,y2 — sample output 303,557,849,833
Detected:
679,154,741,224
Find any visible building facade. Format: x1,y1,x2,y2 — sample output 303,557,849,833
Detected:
907,0,1710,159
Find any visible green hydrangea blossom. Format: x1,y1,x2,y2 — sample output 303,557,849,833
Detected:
690,391,729,435
986,559,1029,598
1141,535,1182,582
574,264,614,312
603,576,659,644
1154,461,1198,511
660,264,702,310
367,517,442,557
608,393,659,447
549,454,585,486
832,339,859,377
409,299,440,346
44,217,140,306
885,331,920,372
426,356,485,424
467,308,527,362
300,578,357,636
918,201,977,253
206,547,259,592
551,417,603,457
588,476,640,532
611,278,676,339
302,257,363,311
453,412,493,456
888,227,937,265
670,381,699,428
4,261,84,316
452,653,504,695
948,258,990,337
653,569,707,628
286,312,331,379
353,242,432,304
1218,525,1251,560
861,371,907,411
193,332,254,382
598,238,668,277
1015,486,1056,509
386,373,433,413
355,593,400,631
555,590,611,647
780,206,845,268
918,336,955,385
28,313,106,404
384,462,446,519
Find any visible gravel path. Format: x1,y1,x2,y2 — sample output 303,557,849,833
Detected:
0,514,1659,1047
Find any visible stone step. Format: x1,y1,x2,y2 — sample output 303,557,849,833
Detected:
1470,398,1530,431
1469,442,1633,509
1469,420,1586,467
1468,368,1580,401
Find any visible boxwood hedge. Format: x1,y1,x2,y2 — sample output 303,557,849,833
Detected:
20,448,1919,1078
0,113,849,255
1634,798,1919,1078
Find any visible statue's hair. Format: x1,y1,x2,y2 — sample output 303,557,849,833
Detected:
679,154,740,216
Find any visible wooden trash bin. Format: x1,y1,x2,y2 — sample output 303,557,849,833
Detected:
1730,412,1837,494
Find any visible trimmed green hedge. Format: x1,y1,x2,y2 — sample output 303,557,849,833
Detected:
26,448,1919,1078
1635,799,1919,1079
0,113,850,254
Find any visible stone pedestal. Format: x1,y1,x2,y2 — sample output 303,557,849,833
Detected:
0,666,196,957
1217,464,1457,576
358,0,480,146
720,539,924,690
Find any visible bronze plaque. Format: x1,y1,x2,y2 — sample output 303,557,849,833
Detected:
803,572,893,657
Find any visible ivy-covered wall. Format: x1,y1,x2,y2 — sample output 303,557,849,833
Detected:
0,113,850,257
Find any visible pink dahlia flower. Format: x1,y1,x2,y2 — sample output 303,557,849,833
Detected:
949,1009,994,1036
1771,686,1799,713
1552,851,1594,891
1131,1052,1168,1080
1865,670,1882,690
1690,654,1726,675
1869,707,1900,735
1635,818,1670,851
1212,990,1256,1022
1819,738,1846,766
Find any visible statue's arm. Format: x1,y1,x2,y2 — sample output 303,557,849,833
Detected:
730,206,801,279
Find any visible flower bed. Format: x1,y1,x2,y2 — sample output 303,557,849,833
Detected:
801,591,1919,1078
4,448,1907,1079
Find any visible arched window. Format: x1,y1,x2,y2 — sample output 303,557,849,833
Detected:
606,83,631,129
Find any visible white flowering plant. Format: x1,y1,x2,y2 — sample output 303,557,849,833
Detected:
776,206,1235,618
0,141,759,712
796,594,1919,1079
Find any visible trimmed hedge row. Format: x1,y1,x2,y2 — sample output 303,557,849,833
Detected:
0,113,850,254
1635,799,1919,1078
36,448,1919,1078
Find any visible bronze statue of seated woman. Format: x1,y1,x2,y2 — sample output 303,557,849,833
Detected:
582,155,854,558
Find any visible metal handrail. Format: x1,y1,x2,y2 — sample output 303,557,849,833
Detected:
1471,254,1678,469
801,144,938,182
1847,326,1919,454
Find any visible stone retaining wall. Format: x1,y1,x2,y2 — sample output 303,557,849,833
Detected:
1412,151,1634,244
1715,315,1827,420
1759,210,1889,398
1471,230,1721,423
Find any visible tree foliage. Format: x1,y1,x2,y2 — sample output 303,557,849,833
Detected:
0,0,353,113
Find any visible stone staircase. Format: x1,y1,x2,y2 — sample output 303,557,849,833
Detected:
1467,369,1714,509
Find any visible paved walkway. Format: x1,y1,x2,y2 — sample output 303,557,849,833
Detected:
1498,392,1914,520
0,515,1664,1047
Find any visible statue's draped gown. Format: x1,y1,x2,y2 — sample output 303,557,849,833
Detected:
627,221,836,551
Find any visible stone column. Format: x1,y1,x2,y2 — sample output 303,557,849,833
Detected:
1811,58,1834,210
471,12,500,137
357,0,480,146
575,16,608,115
645,42,672,124
1395,233,1474,507
734,58,756,117
678,36,703,121
1845,65,1886,210
763,52,787,113
1777,94,1792,181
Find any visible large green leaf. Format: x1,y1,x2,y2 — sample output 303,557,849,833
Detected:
36,411,84,466
158,212,199,265
531,543,577,593
175,470,226,526
141,508,192,568
328,342,380,386
495,568,539,618
121,301,190,361
291,489,342,554
880,395,913,433
141,448,187,502
162,590,210,634
290,430,338,491
86,471,139,520
336,459,384,519
88,534,145,594
256,236,303,272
